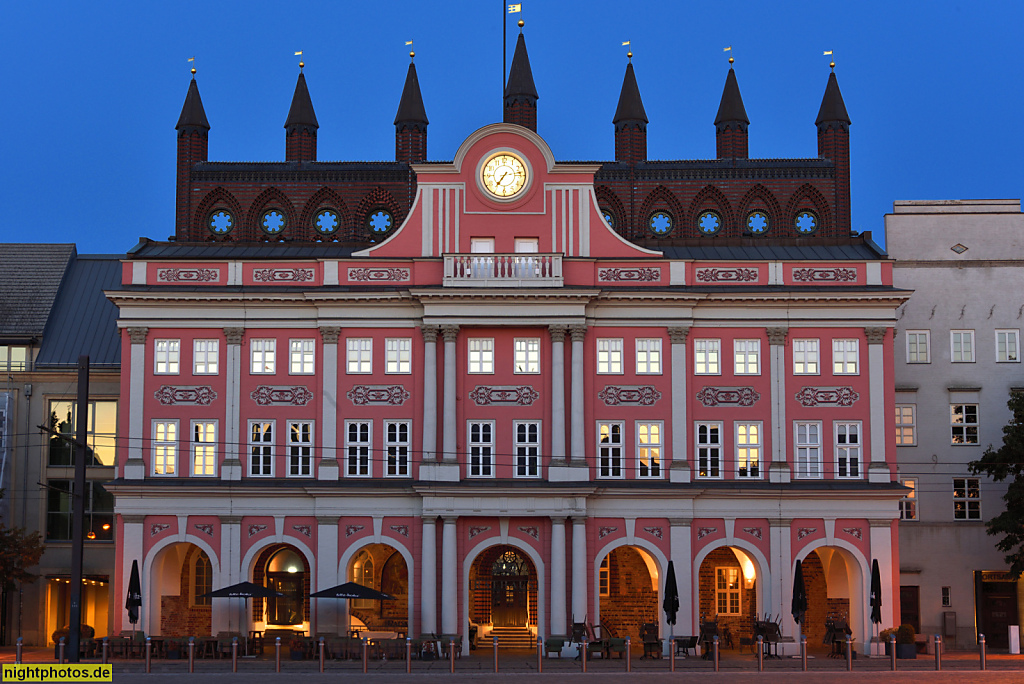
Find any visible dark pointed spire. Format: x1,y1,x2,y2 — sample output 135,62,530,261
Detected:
714,68,749,126
284,72,319,131
613,62,648,126
175,77,210,132
394,62,428,126
503,31,538,131
815,70,851,126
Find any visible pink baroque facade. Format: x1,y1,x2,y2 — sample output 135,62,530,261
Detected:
108,118,906,654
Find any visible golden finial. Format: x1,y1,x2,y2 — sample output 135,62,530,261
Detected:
627,51,633,61
191,67,196,76
729,56,734,65
405,40,414,60
299,61,305,70
823,50,834,70
518,19,524,29
188,56,196,78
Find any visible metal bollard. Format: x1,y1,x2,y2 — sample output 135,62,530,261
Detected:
146,637,152,673
581,637,587,673
626,635,631,672
757,634,764,671
934,635,942,670
493,635,499,672
407,637,412,674
670,636,676,672
889,634,897,671
537,636,543,673
274,637,281,673
102,637,108,665
59,637,65,664
16,637,22,665
801,635,808,672
449,637,455,674
846,634,853,671
319,637,325,673
188,637,195,673
362,637,369,673
231,637,238,673
979,633,987,670
713,635,719,672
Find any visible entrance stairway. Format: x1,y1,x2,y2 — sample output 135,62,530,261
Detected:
487,626,536,649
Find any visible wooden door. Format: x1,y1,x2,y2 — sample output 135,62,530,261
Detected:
491,579,528,627
900,585,920,633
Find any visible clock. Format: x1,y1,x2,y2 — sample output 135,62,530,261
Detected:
481,152,528,198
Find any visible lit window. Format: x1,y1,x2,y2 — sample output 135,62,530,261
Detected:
996,330,1020,363
193,339,219,375
248,421,274,477
514,421,540,477
951,330,975,363
153,421,178,475
953,477,980,520
900,478,918,520
287,421,313,477
0,345,28,371
734,339,760,375
385,338,412,374
636,422,662,478
191,420,217,477
736,422,761,479
346,421,371,477
599,556,610,597
832,339,859,374
696,422,721,479
597,339,623,374
514,338,540,374
385,421,411,477
155,339,180,374
694,339,720,375
468,421,494,477
289,339,315,374
951,404,979,444
251,339,276,374
636,338,662,374
835,422,861,478
895,405,916,446
795,421,822,479
46,481,113,542
793,339,819,374
906,331,930,363
46,399,117,466
468,339,494,374
346,338,372,373
598,422,624,478
716,567,741,615
193,551,212,606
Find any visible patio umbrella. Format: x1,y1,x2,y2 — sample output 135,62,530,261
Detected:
310,582,394,600
199,581,285,599
125,560,142,637
663,560,680,651
791,560,808,626
870,559,883,650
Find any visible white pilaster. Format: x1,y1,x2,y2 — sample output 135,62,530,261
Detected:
668,327,690,483
441,517,458,634
549,518,567,637
122,516,145,633
420,517,437,635
441,326,459,464
221,328,244,480
767,327,791,483
865,328,891,482
869,520,895,650
770,518,792,653
125,328,148,479
571,518,588,623
421,326,439,463
318,328,340,480
549,326,567,462
218,516,243,634
315,517,339,632
569,325,586,468
669,519,693,635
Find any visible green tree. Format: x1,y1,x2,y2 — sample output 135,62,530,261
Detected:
969,391,1024,577
0,491,44,590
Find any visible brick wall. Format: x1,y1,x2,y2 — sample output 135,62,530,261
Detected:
801,550,851,649
599,546,657,643
160,546,212,637
468,545,538,627
697,547,757,649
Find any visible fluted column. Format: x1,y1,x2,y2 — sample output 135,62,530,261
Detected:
319,327,340,480
441,516,458,634
549,517,567,636
549,326,567,463
221,327,244,480
442,326,459,464
668,327,690,483
669,518,693,635
421,326,439,463
570,517,588,623
124,327,148,479
569,325,587,463
217,516,243,634
315,516,339,631
768,518,789,649
767,327,790,483
865,327,890,483
420,517,437,635
120,515,145,632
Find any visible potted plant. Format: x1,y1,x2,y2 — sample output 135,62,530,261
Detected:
289,637,306,660
878,627,896,656
165,638,182,659
895,624,917,659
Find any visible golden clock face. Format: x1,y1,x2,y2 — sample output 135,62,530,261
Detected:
481,152,528,198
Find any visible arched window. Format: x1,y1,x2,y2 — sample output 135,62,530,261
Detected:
352,550,376,609
193,550,212,606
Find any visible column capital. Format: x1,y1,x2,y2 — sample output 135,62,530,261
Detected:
667,326,690,344
667,517,693,527
569,325,587,342
441,325,460,342
219,515,243,525
126,327,149,344
770,517,794,528
120,514,146,525
319,326,341,344
548,325,568,343
569,516,588,526
864,327,887,344
549,515,567,526
766,327,789,345
868,518,895,528
316,516,339,526
421,325,440,343
223,327,245,345
441,515,459,525
421,515,439,525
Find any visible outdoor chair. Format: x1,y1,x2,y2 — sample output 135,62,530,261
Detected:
544,635,566,657
674,635,699,657
640,622,662,659
605,637,627,659
584,623,604,659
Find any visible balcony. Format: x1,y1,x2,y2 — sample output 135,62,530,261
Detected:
443,253,563,287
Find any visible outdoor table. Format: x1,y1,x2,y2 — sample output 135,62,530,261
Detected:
248,631,263,655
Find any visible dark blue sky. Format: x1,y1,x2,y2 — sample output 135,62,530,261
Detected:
3,0,1021,254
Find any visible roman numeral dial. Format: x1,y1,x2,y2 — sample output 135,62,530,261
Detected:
482,153,528,198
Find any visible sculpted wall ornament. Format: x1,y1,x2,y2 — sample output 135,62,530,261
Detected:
842,527,863,540
319,326,341,344
643,526,664,539
794,387,859,407
598,267,661,282
155,385,217,406
791,267,857,282
695,386,760,407
345,525,365,537
667,327,690,344
518,526,539,540
695,267,759,283
797,527,817,540
293,525,312,538
469,385,539,406
742,527,763,540
390,525,410,537
251,385,314,406
223,327,244,344
697,526,718,540
864,327,887,344
347,267,410,282
468,526,491,539
150,523,171,537
127,327,149,344
598,526,618,539
766,327,789,346
156,267,220,283
252,268,314,282
347,385,411,406
248,524,268,537
194,524,214,536
598,386,662,406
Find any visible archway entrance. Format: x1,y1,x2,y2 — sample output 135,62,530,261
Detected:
597,546,659,644
698,547,760,650
148,542,213,636
346,544,408,633
253,544,310,631
469,546,537,639
800,548,862,651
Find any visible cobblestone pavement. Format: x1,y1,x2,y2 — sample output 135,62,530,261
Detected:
3,647,1024,683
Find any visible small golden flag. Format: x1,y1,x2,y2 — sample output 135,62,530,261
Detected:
724,46,732,52
187,57,194,62
823,50,833,55
294,51,303,56
508,4,521,13
405,41,413,45
622,40,630,46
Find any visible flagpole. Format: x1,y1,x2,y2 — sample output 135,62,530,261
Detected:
502,0,506,96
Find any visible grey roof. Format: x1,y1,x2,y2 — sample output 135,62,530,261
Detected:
0,244,75,338
128,239,361,260
284,72,319,130
175,78,210,131
815,71,851,125
613,62,648,125
714,68,749,125
36,255,122,368
394,62,429,126
657,240,885,260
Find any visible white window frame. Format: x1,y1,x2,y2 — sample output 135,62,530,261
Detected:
794,421,822,479
154,339,180,375
736,422,761,479
906,330,930,363
636,421,662,479
832,338,859,375
635,338,662,375
152,420,178,476
895,404,916,446
694,339,721,375
996,329,1020,363
346,338,373,374
900,478,918,521
597,338,623,375
384,420,411,477
346,420,371,477
250,338,276,374
287,420,313,477
733,339,761,375
951,404,979,444
385,338,412,374
696,422,722,479
514,420,541,478
468,338,494,374
191,420,217,477
514,338,541,374
793,339,819,375
193,339,219,375
248,421,274,477
468,421,495,477
950,330,975,363
598,421,625,478
953,477,981,520
716,567,741,615
834,421,862,479
289,338,315,374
